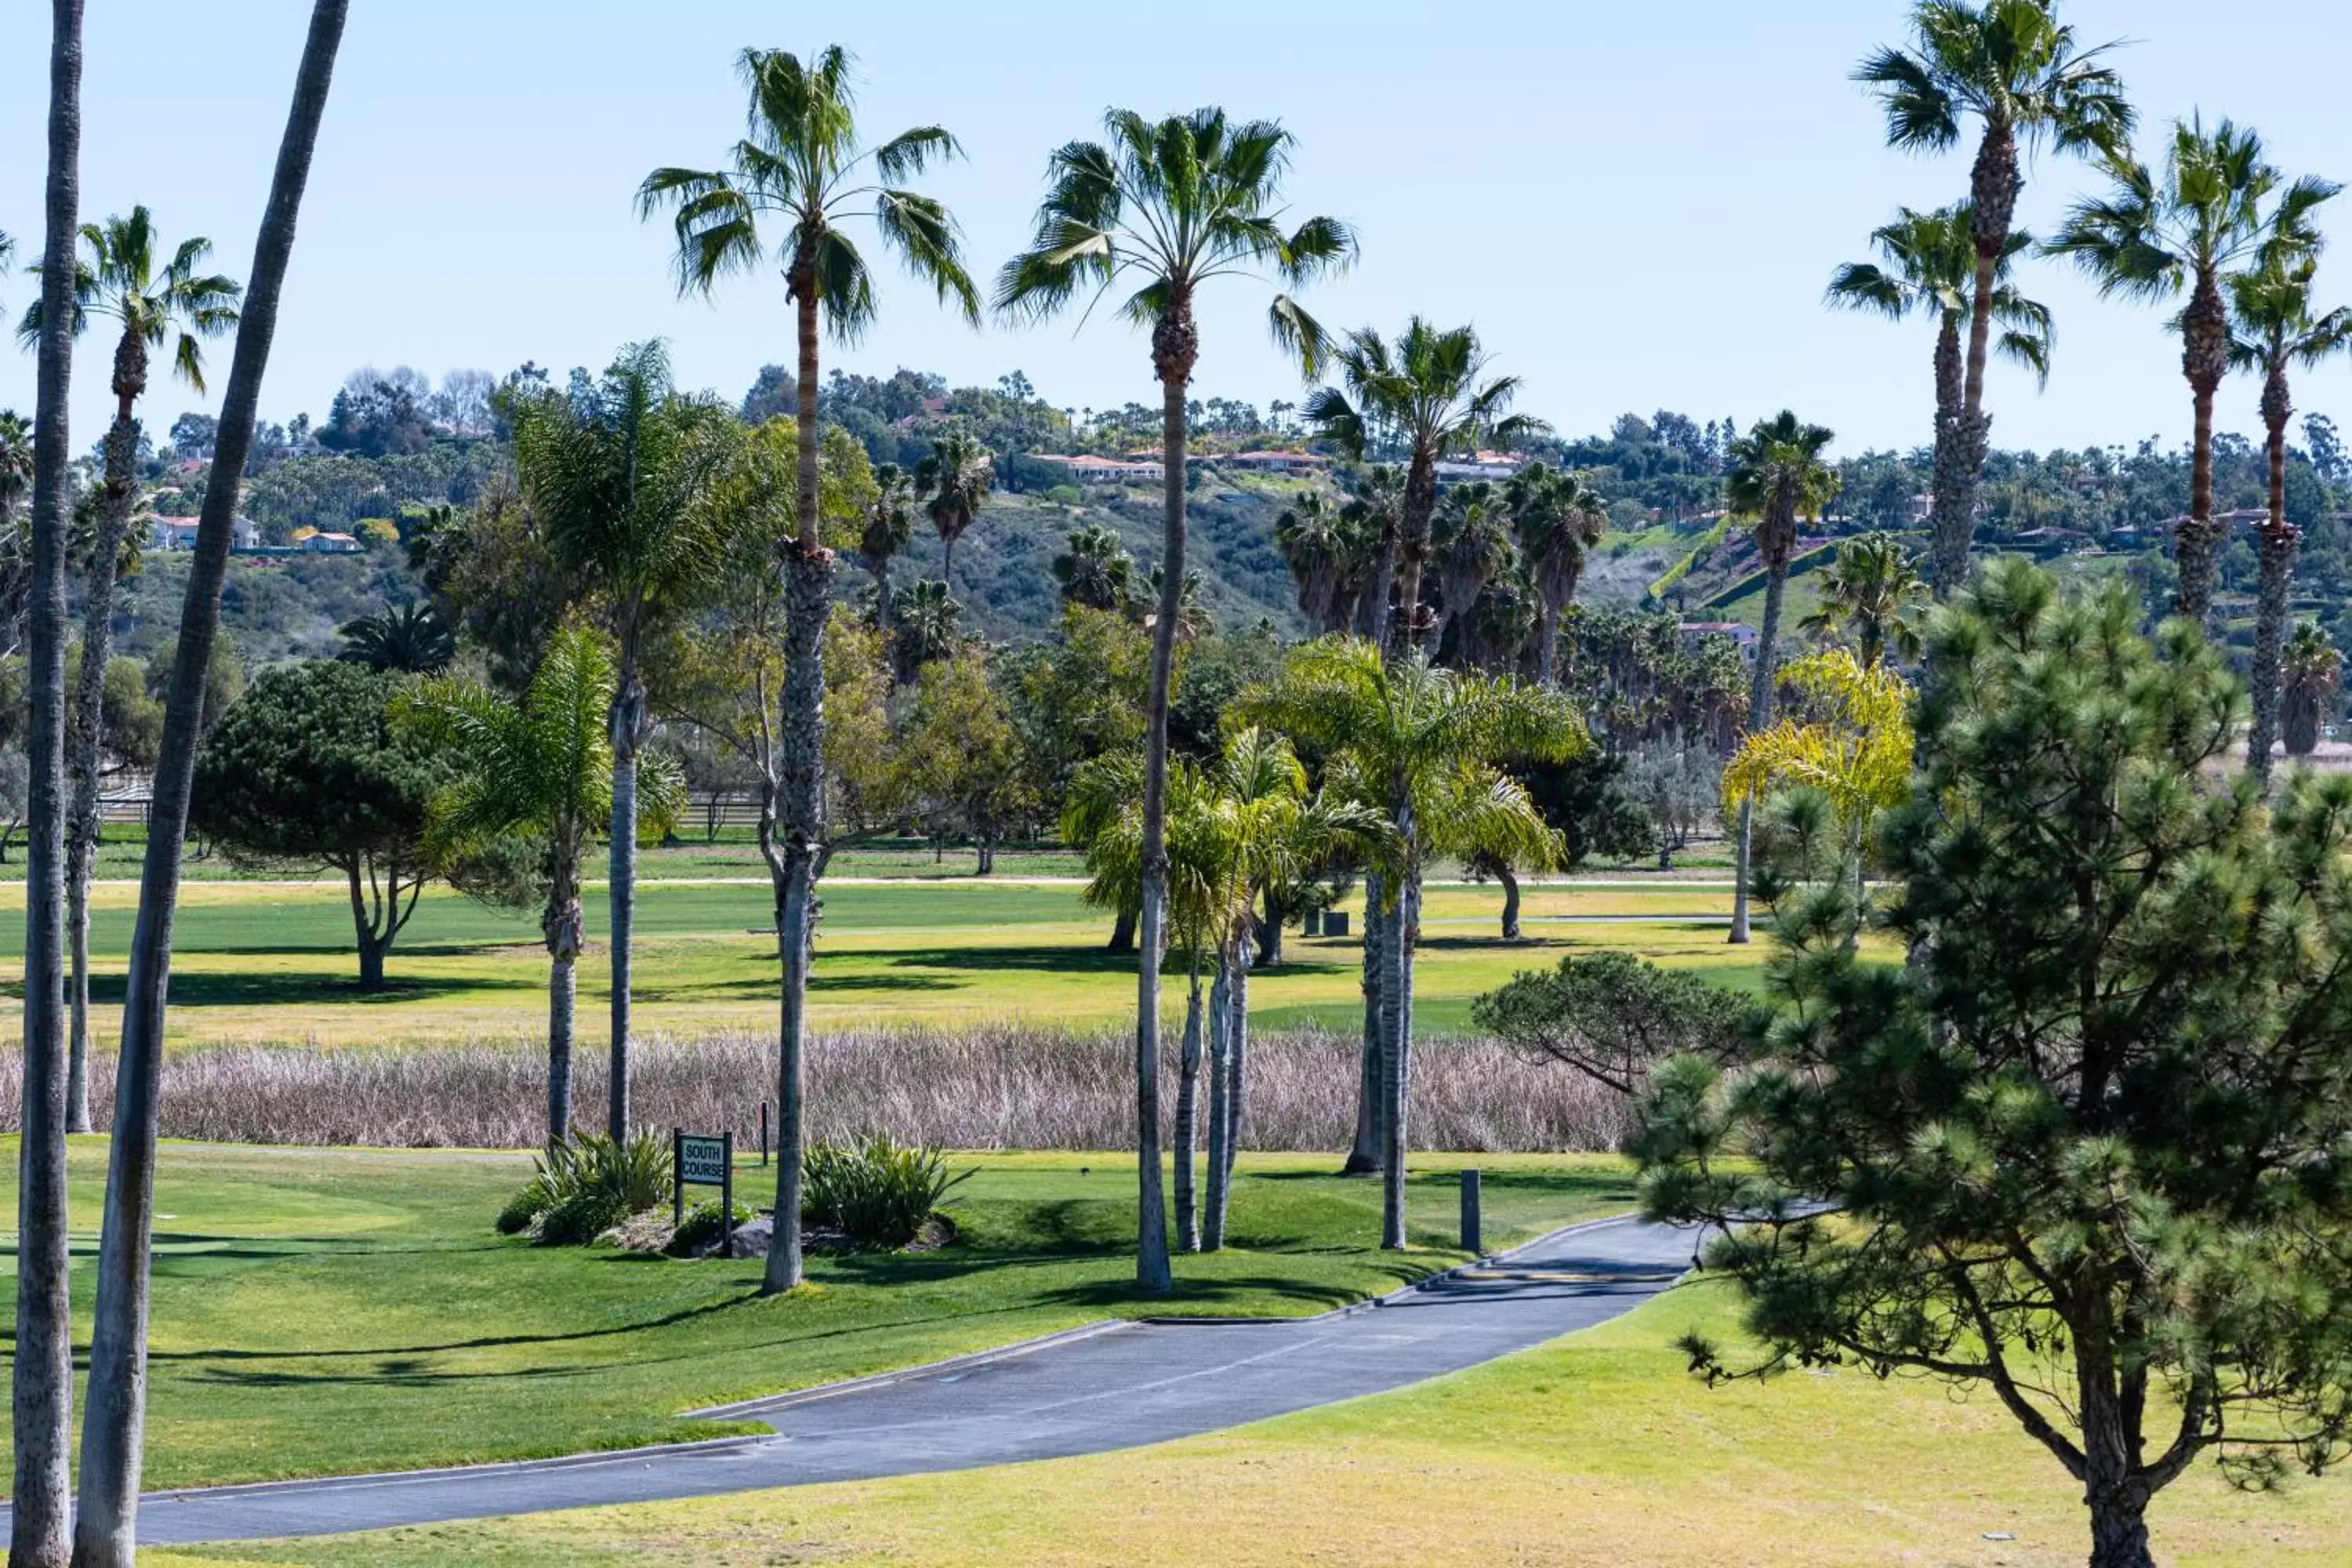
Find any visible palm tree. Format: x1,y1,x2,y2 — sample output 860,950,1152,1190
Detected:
404,628,632,1146
641,47,978,1295
0,408,30,524
1339,463,1404,640
2049,116,2334,624
1305,320,1542,653
858,462,914,648
998,106,1353,1293
1429,481,1515,667
1857,0,2132,600
1143,562,1210,641
13,7,82,1558
2229,256,2351,784
2282,620,2341,756
1244,638,1577,1247
1468,563,1540,677
917,428,993,596
1051,522,1135,612
1800,532,1930,670
1828,201,2053,596
1507,462,1607,684
18,208,241,1139
511,343,737,1146
1723,412,1839,946
1275,488,1347,631
889,578,961,680
75,7,349,1561
336,600,456,673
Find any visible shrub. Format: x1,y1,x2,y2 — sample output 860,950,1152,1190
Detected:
1473,950,1748,1098
539,1187,630,1247
670,1197,756,1256
495,1131,672,1245
801,1131,971,1250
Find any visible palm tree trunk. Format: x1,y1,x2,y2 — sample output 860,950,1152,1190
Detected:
1944,120,2019,601
75,9,346,1560
1926,310,1968,600
1203,949,1231,1252
1535,601,1563,687
1255,887,1282,967
2177,270,2232,628
1391,449,1439,655
1173,965,1202,1250
1728,552,1788,946
1105,905,1137,953
544,859,582,1147
605,722,637,1138
2249,372,2296,787
1345,871,1382,1175
13,5,83,1560
1379,829,1416,1250
870,557,892,647
1222,930,1249,1205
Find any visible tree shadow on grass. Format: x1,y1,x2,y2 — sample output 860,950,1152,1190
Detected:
73,969,535,1009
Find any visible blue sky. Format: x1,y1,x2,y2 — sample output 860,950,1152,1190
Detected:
3,0,2348,458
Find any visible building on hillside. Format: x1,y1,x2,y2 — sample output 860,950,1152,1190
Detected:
1219,449,1330,475
149,515,261,551
1037,452,1166,485
300,530,362,554
1434,449,1526,484
1907,492,1933,524
1679,619,1759,665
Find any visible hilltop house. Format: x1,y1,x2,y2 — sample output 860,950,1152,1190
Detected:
148,515,261,551
1219,449,1330,475
1679,619,1759,665
1039,452,1166,485
299,530,362,554
1434,449,1526,484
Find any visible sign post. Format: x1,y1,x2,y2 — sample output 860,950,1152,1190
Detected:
673,1128,736,1254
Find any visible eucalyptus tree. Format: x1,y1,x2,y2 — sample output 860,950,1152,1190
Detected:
76,6,349,1560
2049,117,2332,625
1857,0,2132,599
1827,201,2052,594
858,462,914,646
1508,462,1606,685
1305,320,1541,653
17,209,240,1138
1722,412,1839,946
1798,531,1930,670
918,427,993,597
641,45,978,1294
2228,256,2350,784
998,105,1353,1291
1051,521,1135,612
510,342,739,1142
13,4,81,1558
1244,638,1576,1247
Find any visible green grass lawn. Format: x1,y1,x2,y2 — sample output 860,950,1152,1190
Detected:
0,878,1769,1047
0,1138,1635,1490
174,1279,2352,1568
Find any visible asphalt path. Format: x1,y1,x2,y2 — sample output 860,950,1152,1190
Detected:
121,1213,1708,1546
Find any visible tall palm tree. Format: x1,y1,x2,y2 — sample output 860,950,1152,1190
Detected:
1305,319,1542,653
1429,480,1515,668
1828,201,2053,597
1340,463,1403,639
858,462,914,648
1275,488,1347,632
13,6,82,1560
1507,461,1607,684
641,45,978,1297
1857,0,2131,600
17,208,240,1140
998,105,1353,1293
1723,412,1839,946
1051,521,1135,612
511,342,737,1145
336,600,456,673
917,428,992,596
2228,256,2351,784
405,627,633,1146
2282,620,2341,757
1800,531,1930,670
75,7,349,1561
889,578,961,680
2049,117,2333,624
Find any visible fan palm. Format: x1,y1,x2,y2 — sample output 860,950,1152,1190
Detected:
1468,563,1541,677
1507,462,1608,684
511,341,738,1146
917,428,993,595
1143,562,1210,642
1722,412,1840,945
858,463,914,648
1051,522,1135,612
19,207,241,1138
0,409,29,526
1800,532,1929,670
1340,463,1404,639
1857,0,2131,600
1429,481,1515,668
1274,488,1348,632
998,106,1352,1293
2049,116,2334,623
889,578,962,680
641,45,978,1295
2282,620,2341,756
2229,256,2352,784
336,601,456,674
1827,202,2052,596
1305,319,1543,653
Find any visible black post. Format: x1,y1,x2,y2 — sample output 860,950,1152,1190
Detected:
720,1131,735,1255
760,1099,769,1167
672,1126,684,1230
1459,1167,1482,1255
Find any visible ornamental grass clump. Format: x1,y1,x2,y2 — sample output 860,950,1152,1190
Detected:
801,1131,971,1251
496,1131,672,1245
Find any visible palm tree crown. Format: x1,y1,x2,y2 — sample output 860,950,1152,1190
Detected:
917,428,993,594
337,601,457,674
1827,203,2053,383
1857,0,2131,165
1052,522,1136,612
1802,532,1930,670
14,205,242,401
1726,412,1840,564
1508,462,1607,684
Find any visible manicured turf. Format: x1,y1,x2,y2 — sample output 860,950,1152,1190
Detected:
0,879,1772,1047
0,1139,1635,1490
172,1279,2352,1568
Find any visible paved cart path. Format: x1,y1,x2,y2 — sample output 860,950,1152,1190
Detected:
119,1214,1706,1545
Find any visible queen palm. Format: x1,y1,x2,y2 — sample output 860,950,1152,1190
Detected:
2049,117,2333,624
1051,521,1134,612
1429,480,1515,668
19,207,241,1137
641,44,978,1295
858,462,914,648
917,429,993,597
1507,461,1607,684
2228,256,2351,783
998,105,1352,1292
1723,412,1840,946
1857,0,2131,600
1828,202,2052,596
2281,620,2341,757
1275,488,1347,631
510,342,738,1145
1305,320,1541,653
1800,531,1930,670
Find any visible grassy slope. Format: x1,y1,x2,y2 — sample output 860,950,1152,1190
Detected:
0,880,1769,1047
0,1139,1634,1490
180,1279,2352,1568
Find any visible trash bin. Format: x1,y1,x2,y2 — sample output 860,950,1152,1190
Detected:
1323,911,1350,938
